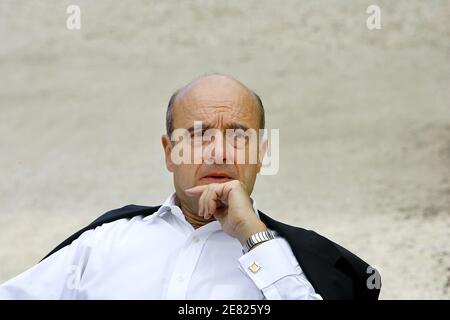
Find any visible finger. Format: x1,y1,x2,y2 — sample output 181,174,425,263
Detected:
207,184,229,219
203,186,217,219
185,185,207,197
197,186,209,217
206,188,219,219
201,187,211,219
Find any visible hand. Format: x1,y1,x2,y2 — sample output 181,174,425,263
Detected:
185,180,268,244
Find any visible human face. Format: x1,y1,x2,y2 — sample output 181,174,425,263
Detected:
161,76,266,212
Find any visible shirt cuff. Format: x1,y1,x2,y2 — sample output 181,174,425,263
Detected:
238,237,300,290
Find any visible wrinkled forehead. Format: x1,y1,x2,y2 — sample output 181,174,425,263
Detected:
173,76,260,127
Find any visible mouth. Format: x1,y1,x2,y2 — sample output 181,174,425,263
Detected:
199,173,234,183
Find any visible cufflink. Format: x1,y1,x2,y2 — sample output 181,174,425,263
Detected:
248,261,261,273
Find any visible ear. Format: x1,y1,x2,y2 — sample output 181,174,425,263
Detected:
161,134,175,172
256,133,268,174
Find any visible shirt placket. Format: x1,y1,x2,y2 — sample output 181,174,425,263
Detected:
165,229,210,299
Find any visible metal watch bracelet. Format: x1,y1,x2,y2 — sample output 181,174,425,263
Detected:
242,230,277,254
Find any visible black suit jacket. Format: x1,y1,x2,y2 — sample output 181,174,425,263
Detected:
43,204,381,300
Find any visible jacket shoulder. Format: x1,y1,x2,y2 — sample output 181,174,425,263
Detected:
304,229,381,300
42,204,160,261
90,204,159,225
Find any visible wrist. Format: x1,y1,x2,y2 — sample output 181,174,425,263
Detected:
236,219,268,245
242,229,277,253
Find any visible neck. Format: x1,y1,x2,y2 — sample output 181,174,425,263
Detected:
175,195,215,229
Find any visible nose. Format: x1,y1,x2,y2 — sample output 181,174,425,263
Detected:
203,132,230,165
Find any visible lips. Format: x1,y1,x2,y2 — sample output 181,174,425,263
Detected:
204,173,232,178
200,172,234,182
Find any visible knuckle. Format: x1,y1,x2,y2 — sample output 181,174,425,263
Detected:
231,180,240,187
236,180,245,190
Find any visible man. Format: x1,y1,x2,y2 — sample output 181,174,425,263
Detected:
0,74,380,299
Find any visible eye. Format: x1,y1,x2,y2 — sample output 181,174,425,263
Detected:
190,130,205,140
227,130,245,139
234,131,245,139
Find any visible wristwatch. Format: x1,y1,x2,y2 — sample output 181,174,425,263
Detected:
242,229,277,254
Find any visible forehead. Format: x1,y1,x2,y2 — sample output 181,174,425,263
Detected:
172,77,260,129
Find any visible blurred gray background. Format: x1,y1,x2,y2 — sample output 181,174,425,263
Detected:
0,0,449,299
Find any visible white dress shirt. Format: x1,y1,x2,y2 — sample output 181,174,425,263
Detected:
0,193,322,300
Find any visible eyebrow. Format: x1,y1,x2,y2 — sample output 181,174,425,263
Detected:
186,122,250,134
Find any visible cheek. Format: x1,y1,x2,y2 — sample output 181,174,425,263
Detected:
173,165,198,187
236,164,258,184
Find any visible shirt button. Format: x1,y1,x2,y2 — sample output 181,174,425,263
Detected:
177,275,185,282
192,236,200,243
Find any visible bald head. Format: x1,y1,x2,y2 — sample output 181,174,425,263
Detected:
165,74,265,136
